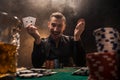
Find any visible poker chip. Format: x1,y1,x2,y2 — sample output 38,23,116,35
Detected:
72,67,89,76
93,27,120,53
51,72,57,74
19,70,33,74
37,74,44,77
30,68,46,73
19,73,38,78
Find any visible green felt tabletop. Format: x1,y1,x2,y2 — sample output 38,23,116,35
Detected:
16,67,88,80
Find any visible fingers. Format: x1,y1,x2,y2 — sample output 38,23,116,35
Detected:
75,18,85,30
77,19,85,27
26,25,37,31
77,18,85,24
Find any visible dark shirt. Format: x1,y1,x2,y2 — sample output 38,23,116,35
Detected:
32,35,86,68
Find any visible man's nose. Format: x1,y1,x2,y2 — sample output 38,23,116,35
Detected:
54,26,59,31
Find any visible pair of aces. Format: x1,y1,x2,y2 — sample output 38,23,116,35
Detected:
22,16,36,28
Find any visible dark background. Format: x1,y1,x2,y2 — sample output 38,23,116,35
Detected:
0,0,120,67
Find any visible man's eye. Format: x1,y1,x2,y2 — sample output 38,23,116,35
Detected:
51,23,56,27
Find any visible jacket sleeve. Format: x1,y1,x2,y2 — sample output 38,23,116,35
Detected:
72,40,86,67
32,41,46,68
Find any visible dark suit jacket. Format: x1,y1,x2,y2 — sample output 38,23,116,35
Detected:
32,35,86,68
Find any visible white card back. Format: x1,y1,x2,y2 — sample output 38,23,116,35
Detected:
22,16,36,28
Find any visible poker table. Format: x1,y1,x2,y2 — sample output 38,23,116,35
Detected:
16,67,88,80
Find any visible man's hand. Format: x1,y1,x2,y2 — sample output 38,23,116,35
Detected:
26,24,41,44
74,18,85,41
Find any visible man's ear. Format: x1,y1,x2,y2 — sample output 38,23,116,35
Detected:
48,22,50,28
62,24,66,31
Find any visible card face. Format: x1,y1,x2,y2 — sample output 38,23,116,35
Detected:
22,16,36,28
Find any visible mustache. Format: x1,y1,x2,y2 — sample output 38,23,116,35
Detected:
51,31,61,35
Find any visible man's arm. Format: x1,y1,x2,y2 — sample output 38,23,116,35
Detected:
26,24,41,44
26,24,45,67
32,41,46,68
73,18,86,66
73,40,86,67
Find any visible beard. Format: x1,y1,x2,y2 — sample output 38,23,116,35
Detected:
50,31,61,39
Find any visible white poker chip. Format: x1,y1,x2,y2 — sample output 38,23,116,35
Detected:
37,74,44,77
30,68,46,71
30,68,46,73
72,67,89,76
50,72,57,75
19,73,38,78
19,70,33,74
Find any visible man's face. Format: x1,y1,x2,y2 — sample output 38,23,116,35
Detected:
48,17,66,39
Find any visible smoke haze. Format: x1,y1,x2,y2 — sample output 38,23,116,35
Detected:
0,0,120,67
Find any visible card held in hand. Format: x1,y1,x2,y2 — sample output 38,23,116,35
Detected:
22,16,36,28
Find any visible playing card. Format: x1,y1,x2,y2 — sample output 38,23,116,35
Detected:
22,16,36,28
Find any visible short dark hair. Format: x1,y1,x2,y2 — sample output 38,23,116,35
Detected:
49,12,66,23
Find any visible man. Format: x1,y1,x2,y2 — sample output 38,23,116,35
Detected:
26,12,86,68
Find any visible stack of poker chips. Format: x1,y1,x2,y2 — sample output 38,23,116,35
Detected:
16,68,57,78
86,52,119,80
45,60,54,69
93,27,120,53
45,59,63,69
